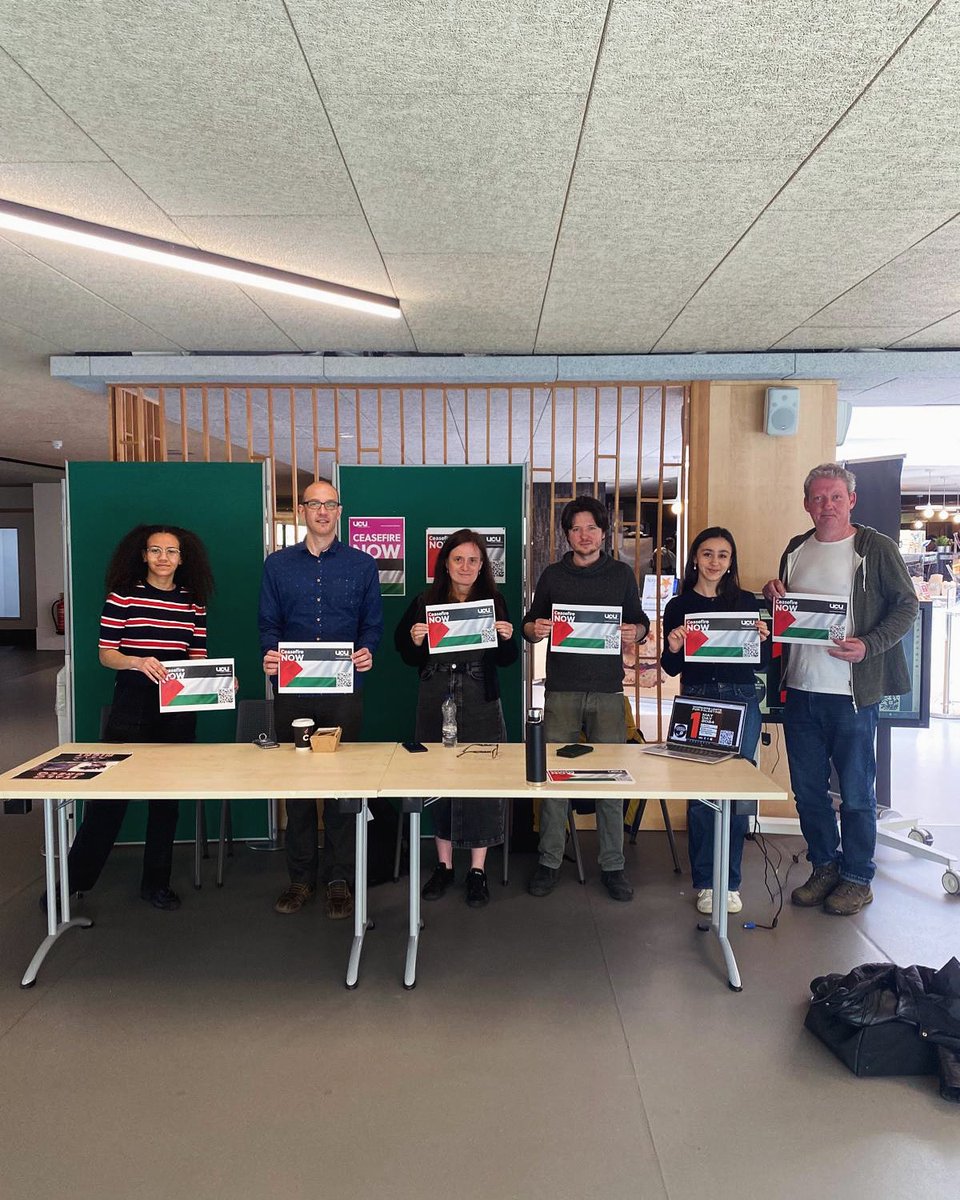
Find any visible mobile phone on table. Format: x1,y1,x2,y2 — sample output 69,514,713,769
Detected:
556,743,593,758
402,741,428,753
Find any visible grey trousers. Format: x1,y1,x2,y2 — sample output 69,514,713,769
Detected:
538,690,626,872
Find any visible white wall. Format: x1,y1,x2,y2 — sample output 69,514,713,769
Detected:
32,482,65,650
0,487,35,633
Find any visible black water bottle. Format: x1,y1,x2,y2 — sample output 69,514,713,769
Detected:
525,707,546,784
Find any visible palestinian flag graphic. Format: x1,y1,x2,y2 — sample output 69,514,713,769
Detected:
159,659,235,713
425,600,497,654
772,593,849,645
550,604,622,655
684,612,761,662
277,643,354,694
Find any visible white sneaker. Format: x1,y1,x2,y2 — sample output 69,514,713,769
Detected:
727,890,743,913
696,888,713,914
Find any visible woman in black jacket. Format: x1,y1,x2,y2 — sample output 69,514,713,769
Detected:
660,527,769,916
395,529,517,907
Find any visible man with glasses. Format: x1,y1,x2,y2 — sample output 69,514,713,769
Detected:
259,479,383,918
522,496,649,901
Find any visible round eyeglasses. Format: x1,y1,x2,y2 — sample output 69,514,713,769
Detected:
145,547,181,558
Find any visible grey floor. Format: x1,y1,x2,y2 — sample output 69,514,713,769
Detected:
1,647,958,1200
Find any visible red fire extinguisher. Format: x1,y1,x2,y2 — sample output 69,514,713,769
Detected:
51,593,65,636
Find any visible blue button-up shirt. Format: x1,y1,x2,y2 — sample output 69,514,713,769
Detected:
258,539,384,688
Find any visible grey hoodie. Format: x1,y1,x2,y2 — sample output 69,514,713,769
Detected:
776,524,918,709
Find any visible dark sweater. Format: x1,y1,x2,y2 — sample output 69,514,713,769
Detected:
522,552,648,694
394,590,518,703
661,587,768,687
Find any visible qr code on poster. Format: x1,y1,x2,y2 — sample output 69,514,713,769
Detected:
719,729,734,747
829,622,846,641
604,631,620,649
217,686,233,705
336,669,353,688
480,627,497,645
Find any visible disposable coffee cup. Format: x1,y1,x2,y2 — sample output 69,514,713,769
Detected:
292,717,315,751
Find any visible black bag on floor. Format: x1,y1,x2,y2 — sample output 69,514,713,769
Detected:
804,958,960,1101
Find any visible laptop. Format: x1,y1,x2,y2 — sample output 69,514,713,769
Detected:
642,695,747,764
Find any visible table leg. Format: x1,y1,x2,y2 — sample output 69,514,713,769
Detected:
21,798,93,989
710,799,742,992
345,799,370,989
404,810,422,990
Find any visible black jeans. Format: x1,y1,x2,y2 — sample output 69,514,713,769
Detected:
274,692,363,887
67,704,196,894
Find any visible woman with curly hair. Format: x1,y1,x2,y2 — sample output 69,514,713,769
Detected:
65,524,214,911
395,529,517,908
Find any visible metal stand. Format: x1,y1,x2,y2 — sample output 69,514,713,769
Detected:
248,797,285,851
696,798,742,992
21,798,93,988
876,810,960,895
345,799,373,989
404,800,425,989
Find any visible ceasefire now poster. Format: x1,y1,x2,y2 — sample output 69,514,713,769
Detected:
348,517,405,596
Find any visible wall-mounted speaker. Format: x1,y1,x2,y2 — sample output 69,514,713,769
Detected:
764,387,800,437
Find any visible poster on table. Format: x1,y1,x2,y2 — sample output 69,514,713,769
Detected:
425,527,506,584
641,574,678,622
772,593,849,645
425,599,497,654
547,768,634,784
277,642,354,694
158,658,236,713
348,517,405,596
15,752,130,781
550,604,622,655
684,611,761,663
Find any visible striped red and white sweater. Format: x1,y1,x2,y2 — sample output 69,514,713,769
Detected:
99,582,207,661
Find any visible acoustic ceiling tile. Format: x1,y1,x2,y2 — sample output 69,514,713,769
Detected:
0,53,106,163
586,0,932,161
0,162,194,239
0,230,307,351
173,214,395,296
0,238,180,351
287,0,605,95
652,304,810,353
326,93,584,253
893,313,960,348
245,292,416,354
772,325,921,350
0,1,358,216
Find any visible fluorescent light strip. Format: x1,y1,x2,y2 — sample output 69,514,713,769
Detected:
0,198,402,320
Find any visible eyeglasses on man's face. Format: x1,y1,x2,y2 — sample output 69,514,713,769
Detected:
301,499,340,512
145,546,181,558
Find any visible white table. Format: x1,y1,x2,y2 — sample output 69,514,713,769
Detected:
379,743,788,991
0,741,397,989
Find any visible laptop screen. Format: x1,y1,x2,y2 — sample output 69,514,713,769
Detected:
668,696,746,752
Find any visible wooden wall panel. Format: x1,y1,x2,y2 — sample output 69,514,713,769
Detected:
687,380,838,807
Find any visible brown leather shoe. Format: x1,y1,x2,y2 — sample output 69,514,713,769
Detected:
823,880,873,916
274,883,316,914
326,879,354,920
791,862,840,907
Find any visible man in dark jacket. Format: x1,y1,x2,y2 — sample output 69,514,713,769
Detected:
763,463,918,916
522,496,649,902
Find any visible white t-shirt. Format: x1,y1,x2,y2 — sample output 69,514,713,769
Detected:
784,534,855,696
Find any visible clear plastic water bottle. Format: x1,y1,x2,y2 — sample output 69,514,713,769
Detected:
441,694,457,748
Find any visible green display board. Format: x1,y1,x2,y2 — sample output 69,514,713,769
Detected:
67,462,268,841
337,465,526,744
